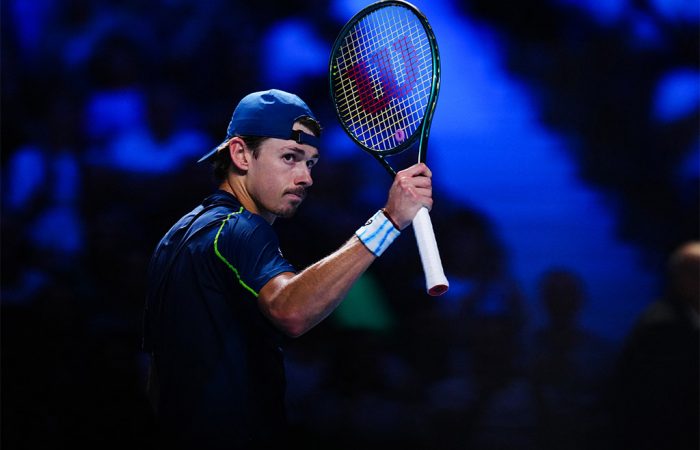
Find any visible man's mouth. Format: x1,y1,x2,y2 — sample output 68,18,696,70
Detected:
285,188,306,201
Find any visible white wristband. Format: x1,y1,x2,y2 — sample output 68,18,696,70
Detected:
356,210,401,257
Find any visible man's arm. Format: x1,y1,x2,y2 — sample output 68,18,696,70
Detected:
257,163,433,337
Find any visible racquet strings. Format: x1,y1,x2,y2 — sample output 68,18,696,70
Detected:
332,5,433,153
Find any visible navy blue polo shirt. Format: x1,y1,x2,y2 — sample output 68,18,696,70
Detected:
144,190,296,449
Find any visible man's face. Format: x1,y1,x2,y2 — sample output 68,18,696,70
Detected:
245,122,319,222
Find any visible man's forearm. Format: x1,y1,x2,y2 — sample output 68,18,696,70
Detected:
258,235,376,337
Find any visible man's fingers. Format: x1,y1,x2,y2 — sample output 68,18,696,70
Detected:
396,166,432,189
410,176,432,189
398,162,432,179
411,186,432,197
411,187,433,209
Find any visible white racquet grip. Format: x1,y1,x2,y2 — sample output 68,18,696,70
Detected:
412,207,449,296
356,210,401,257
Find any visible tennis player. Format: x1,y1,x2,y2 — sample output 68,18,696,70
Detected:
143,89,433,448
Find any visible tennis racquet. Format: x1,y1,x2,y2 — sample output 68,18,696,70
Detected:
329,0,448,296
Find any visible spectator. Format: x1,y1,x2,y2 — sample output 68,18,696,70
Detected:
614,242,700,450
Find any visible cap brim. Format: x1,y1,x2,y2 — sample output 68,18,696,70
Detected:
197,139,228,163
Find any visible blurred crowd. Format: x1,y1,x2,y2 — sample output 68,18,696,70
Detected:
2,1,698,449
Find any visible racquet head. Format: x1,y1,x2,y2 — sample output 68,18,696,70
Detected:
329,0,440,162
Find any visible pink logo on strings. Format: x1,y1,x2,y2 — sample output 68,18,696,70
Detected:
344,35,419,114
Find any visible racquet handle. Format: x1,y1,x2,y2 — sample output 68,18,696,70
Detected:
412,207,449,296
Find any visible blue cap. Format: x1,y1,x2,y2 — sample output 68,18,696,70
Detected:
198,89,320,163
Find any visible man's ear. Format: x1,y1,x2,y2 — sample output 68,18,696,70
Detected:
228,137,249,172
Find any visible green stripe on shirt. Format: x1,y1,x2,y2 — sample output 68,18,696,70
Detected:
213,207,259,298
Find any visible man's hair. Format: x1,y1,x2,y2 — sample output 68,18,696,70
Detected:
212,116,322,182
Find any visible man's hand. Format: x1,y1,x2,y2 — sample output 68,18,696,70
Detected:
384,163,433,230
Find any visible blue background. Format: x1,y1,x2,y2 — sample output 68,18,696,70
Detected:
2,0,698,448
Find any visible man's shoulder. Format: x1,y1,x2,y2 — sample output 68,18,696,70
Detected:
217,208,275,241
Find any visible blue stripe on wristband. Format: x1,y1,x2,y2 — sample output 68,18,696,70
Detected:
356,210,401,257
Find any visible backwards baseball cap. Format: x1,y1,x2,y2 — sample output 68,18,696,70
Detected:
198,89,320,163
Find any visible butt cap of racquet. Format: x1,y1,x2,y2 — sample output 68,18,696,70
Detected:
428,283,448,296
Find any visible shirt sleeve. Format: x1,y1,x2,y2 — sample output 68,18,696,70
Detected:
218,213,296,294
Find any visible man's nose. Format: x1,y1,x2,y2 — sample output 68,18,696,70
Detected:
296,166,313,187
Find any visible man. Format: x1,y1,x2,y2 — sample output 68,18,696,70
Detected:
143,89,434,448
614,241,700,450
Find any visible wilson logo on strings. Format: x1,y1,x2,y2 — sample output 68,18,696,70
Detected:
344,35,418,114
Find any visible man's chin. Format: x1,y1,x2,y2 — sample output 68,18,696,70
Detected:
276,205,300,219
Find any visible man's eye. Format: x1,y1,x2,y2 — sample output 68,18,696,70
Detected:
307,160,317,169
283,154,295,162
